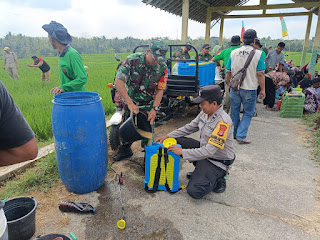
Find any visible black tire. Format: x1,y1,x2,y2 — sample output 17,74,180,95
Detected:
109,124,120,151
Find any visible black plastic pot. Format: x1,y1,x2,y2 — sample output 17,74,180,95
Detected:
120,112,151,143
3,197,37,240
34,233,73,240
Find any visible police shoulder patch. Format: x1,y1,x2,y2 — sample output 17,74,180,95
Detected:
207,120,230,149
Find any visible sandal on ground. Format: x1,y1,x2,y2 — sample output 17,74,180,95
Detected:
265,106,278,111
236,139,251,144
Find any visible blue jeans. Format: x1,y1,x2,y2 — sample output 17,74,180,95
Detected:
230,89,257,140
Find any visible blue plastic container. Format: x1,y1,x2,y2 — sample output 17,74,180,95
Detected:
177,61,216,87
144,143,180,192
52,92,108,194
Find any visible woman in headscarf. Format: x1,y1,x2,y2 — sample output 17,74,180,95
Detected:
303,78,320,113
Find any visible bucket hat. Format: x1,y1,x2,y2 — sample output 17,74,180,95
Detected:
42,21,72,45
229,35,241,46
3,47,9,51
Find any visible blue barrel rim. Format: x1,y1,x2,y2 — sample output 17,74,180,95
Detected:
52,91,102,106
4,196,37,224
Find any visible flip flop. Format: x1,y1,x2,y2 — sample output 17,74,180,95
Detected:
265,106,278,111
236,139,251,144
307,127,316,132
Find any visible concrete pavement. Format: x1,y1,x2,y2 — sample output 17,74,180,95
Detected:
79,104,320,239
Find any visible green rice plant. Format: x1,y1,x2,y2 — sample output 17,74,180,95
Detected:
0,153,60,199
0,53,129,141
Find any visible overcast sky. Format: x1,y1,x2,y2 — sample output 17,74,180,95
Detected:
0,0,318,40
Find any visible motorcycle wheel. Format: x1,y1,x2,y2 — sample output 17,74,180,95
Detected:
109,124,120,151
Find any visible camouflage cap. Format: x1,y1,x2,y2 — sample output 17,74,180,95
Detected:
149,39,168,62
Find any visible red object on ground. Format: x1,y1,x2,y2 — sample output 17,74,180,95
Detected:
277,100,282,110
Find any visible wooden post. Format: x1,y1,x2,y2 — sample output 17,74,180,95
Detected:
260,0,267,14
300,13,313,67
219,17,224,46
181,0,189,42
308,10,320,77
205,7,211,44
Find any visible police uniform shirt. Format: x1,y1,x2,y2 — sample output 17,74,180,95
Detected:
167,106,235,162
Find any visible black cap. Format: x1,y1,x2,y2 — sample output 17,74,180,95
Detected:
202,43,210,49
193,85,222,104
229,35,241,46
254,38,262,48
186,42,192,50
31,56,38,59
312,78,320,84
243,29,257,42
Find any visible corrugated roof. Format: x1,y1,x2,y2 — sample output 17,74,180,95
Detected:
141,0,318,23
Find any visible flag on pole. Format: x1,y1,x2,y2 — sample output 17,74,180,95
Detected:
240,21,245,41
280,17,288,38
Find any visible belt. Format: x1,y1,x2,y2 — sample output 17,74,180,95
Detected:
208,156,235,172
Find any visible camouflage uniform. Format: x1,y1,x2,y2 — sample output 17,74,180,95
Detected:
116,52,168,145
199,53,212,61
116,53,168,112
173,49,190,60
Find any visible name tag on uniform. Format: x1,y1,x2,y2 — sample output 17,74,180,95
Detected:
208,121,230,149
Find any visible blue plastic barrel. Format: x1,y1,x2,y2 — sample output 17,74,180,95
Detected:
52,92,108,194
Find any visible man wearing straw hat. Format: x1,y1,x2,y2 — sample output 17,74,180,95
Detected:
156,85,235,199
42,21,88,95
3,47,19,80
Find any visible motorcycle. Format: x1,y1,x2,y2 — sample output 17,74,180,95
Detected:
107,54,125,151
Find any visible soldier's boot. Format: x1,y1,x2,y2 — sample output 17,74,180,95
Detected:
113,144,133,162
212,177,226,194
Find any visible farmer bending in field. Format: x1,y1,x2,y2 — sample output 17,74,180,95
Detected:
0,80,38,166
27,56,51,83
113,39,168,161
42,21,87,95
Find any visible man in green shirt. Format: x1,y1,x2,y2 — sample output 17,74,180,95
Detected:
42,21,88,95
198,44,212,61
212,35,241,113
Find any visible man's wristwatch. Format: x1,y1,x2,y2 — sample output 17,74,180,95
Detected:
153,106,160,111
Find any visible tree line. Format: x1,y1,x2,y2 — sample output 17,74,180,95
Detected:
0,32,316,59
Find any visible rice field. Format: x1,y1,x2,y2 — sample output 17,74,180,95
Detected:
0,52,129,141
1,51,319,142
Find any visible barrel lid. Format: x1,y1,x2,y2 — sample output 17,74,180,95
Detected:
52,91,101,106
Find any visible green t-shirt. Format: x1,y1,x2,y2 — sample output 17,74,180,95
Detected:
214,46,240,74
59,47,88,92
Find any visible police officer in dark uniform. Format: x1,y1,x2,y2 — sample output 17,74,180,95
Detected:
156,85,235,199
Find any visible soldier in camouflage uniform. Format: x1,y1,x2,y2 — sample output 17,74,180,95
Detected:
198,44,212,61
113,39,168,161
173,42,192,60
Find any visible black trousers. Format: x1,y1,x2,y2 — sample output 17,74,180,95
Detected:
263,76,276,108
176,137,228,199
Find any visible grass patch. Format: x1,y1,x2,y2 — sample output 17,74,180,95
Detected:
0,153,61,199
302,112,320,163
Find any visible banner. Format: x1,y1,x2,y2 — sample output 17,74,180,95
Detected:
280,17,288,38
240,21,245,41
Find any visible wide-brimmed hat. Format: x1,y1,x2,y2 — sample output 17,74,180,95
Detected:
149,39,168,62
193,85,222,104
3,47,9,51
229,35,241,46
42,21,72,45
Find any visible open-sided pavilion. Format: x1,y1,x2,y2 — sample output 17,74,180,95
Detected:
142,0,320,76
